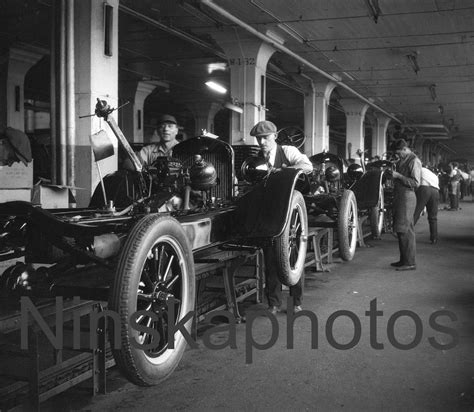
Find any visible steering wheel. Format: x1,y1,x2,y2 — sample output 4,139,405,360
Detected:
277,126,306,149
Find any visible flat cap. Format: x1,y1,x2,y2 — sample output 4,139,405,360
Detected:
249,120,277,137
157,114,177,125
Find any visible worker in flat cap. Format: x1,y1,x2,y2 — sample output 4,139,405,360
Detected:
250,120,313,174
137,114,180,167
389,138,422,271
250,120,312,314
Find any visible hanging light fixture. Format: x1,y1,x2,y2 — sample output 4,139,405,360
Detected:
205,80,227,94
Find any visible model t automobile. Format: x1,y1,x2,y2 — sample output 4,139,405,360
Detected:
0,100,308,386
240,134,388,263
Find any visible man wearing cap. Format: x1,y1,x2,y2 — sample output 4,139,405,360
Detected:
389,139,422,271
250,120,313,174
137,114,179,167
250,120,312,314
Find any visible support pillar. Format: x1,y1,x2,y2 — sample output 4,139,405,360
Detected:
372,113,391,158
428,141,437,167
0,46,44,131
414,137,424,159
75,0,119,207
186,101,222,136
211,34,275,145
120,80,168,144
339,98,369,161
303,80,336,156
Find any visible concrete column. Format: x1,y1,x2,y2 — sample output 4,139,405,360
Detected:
118,79,138,141
303,80,336,156
120,80,169,144
0,46,45,130
434,145,443,165
339,98,369,160
428,142,438,166
75,0,119,207
414,137,424,159
372,113,391,157
186,101,222,136
212,34,275,145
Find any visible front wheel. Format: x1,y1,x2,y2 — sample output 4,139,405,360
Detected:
273,190,308,286
370,188,384,239
338,190,358,261
109,215,195,386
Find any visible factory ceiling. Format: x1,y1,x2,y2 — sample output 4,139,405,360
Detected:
3,0,474,161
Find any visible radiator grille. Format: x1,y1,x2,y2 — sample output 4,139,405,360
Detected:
173,137,235,202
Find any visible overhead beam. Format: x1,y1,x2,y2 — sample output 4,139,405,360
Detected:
200,0,401,123
119,5,227,60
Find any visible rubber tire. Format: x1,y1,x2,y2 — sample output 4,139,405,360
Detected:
273,190,308,286
338,190,358,261
109,215,195,386
370,188,384,239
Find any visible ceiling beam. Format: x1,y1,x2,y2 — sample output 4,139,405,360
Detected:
200,0,401,123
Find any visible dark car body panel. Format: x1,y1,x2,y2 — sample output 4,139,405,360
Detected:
232,168,304,240
350,169,383,210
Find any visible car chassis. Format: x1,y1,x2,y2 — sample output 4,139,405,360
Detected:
0,99,309,386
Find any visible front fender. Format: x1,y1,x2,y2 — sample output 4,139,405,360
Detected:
350,169,383,210
233,168,304,239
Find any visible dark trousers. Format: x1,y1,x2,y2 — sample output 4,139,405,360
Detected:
397,222,416,266
264,247,303,307
439,186,448,204
414,186,439,241
449,181,460,209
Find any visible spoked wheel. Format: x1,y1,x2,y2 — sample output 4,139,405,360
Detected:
273,190,308,286
337,190,358,261
370,188,385,239
277,126,306,149
109,215,195,386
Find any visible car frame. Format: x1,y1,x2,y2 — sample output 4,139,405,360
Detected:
0,99,308,386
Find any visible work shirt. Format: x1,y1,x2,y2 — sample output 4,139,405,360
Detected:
395,152,422,191
138,141,178,166
420,167,439,190
264,144,313,174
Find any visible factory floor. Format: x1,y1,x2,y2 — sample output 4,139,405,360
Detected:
42,196,474,411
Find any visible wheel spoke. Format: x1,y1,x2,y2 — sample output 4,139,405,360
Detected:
163,255,175,282
135,303,153,324
140,316,154,344
293,221,301,234
291,210,299,229
140,270,154,290
156,245,165,281
165,273,180,290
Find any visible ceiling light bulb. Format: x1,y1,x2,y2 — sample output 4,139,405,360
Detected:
205,81,227,94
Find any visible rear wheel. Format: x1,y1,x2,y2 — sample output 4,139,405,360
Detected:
370,188,384,239
338,190,358,261
273,190,308,286
109,215,195,386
